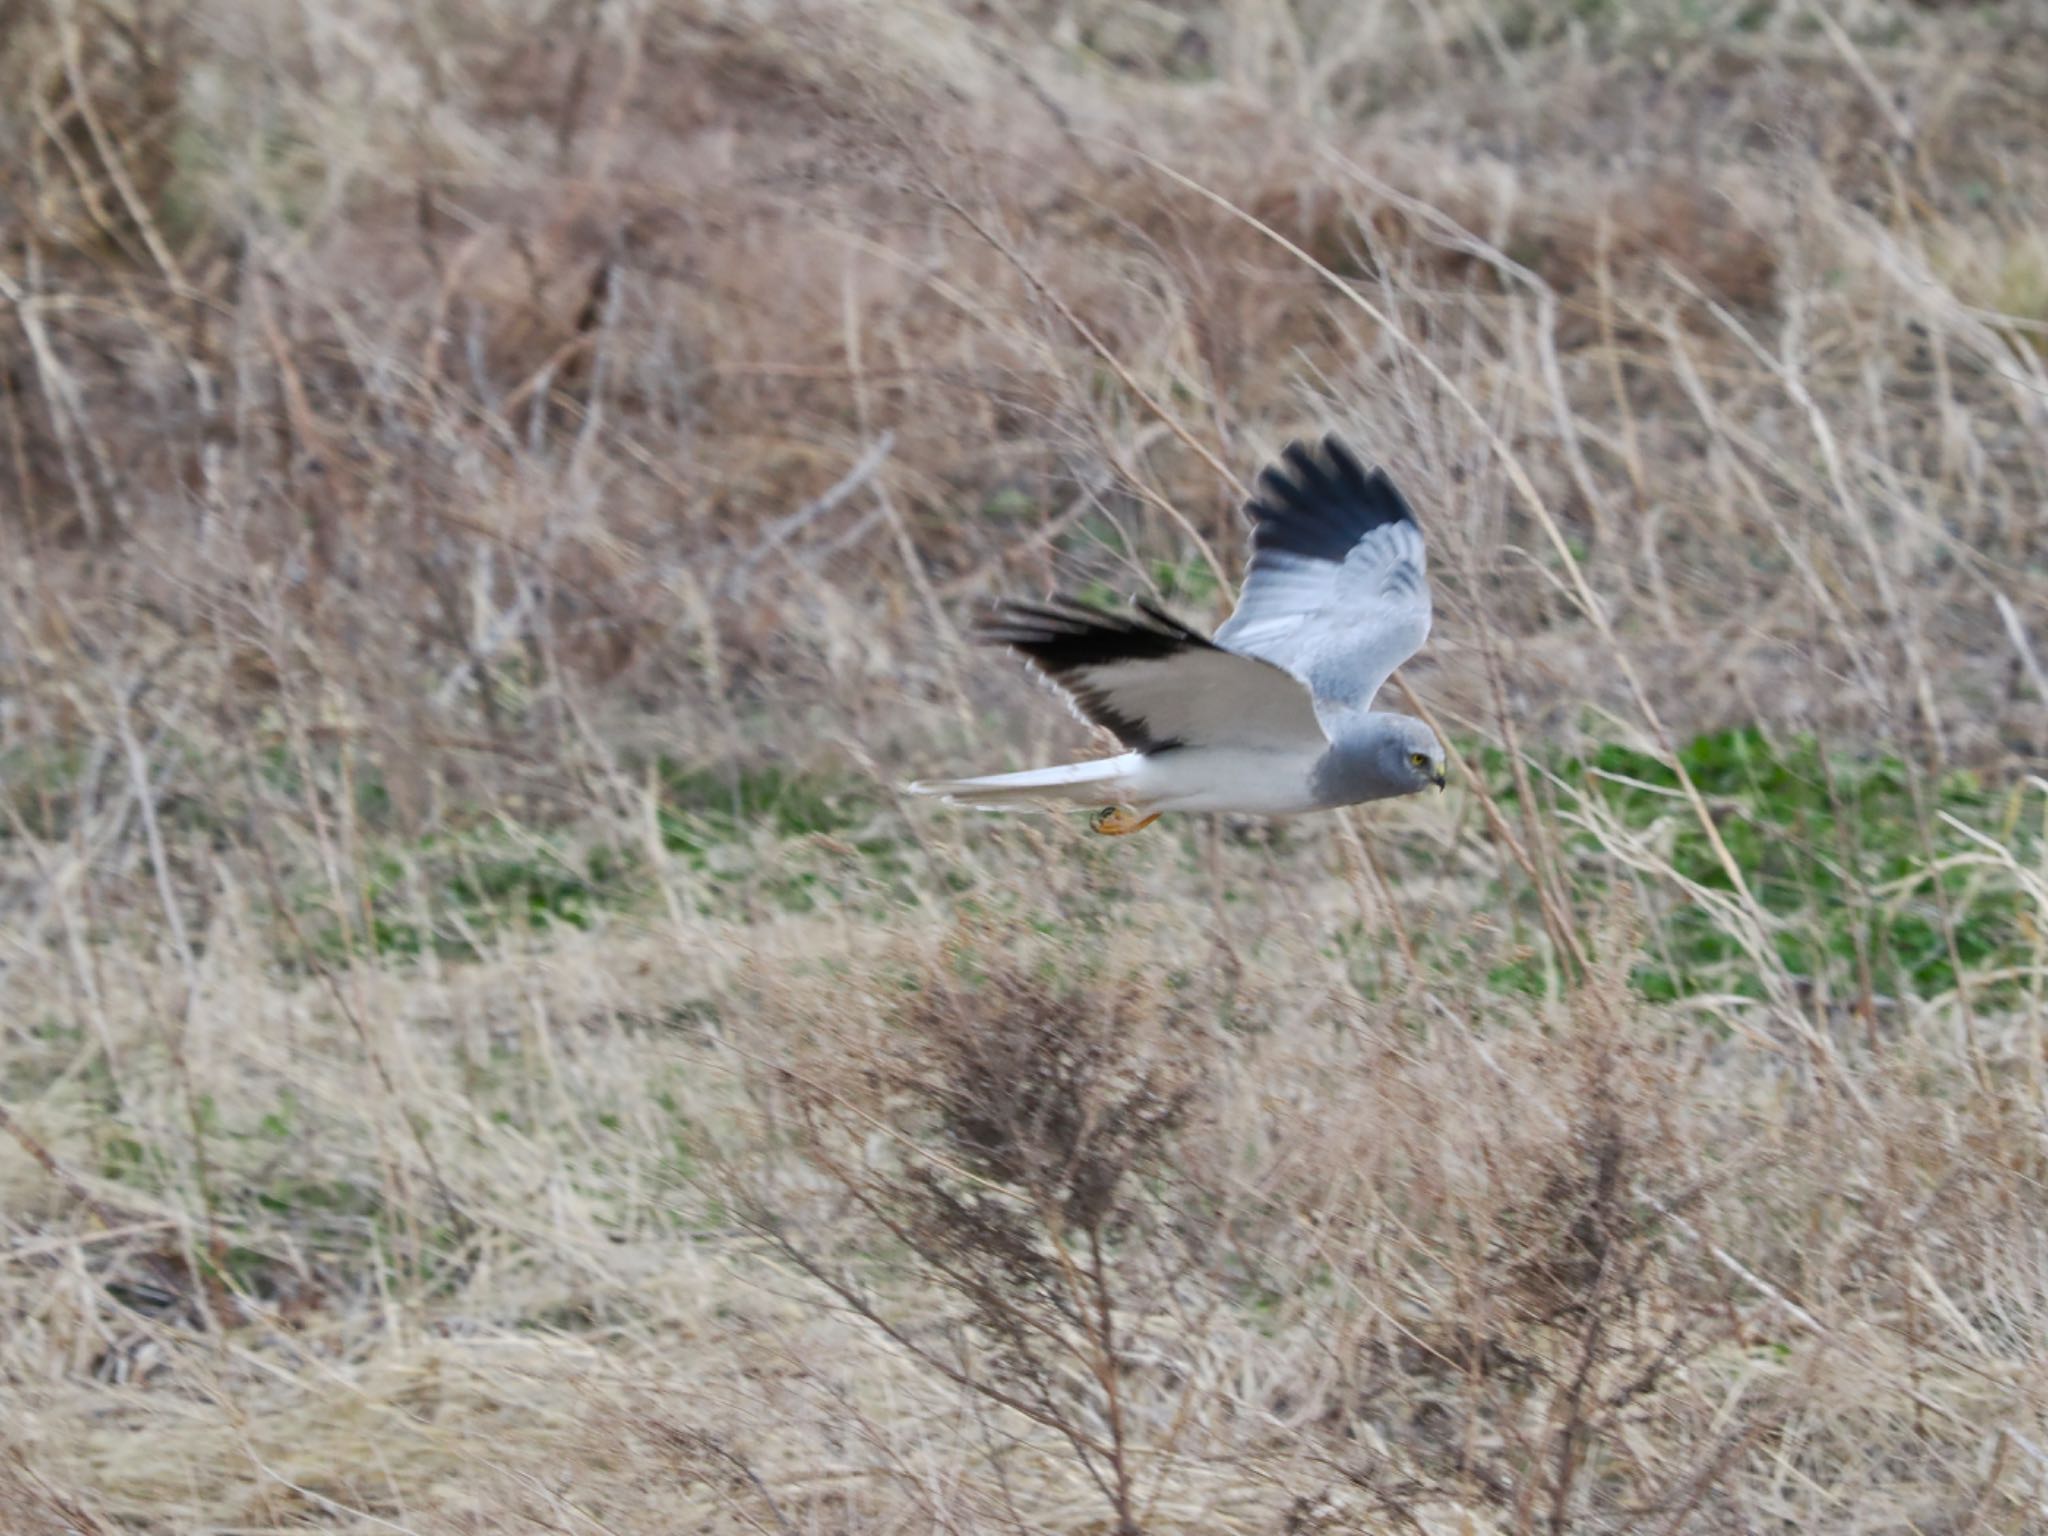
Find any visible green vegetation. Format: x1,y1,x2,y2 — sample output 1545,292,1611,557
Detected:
299,832,633,963
1482,728,2039,1006
267,727,2036,1014
294,760,903,961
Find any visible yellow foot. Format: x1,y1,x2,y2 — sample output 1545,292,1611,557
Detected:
1090,806,1161,836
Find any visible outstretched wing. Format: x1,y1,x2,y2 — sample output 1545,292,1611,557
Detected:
980,597,1327,754
1213,434,1431,729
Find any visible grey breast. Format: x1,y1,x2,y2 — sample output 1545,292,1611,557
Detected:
1309,737,1403,808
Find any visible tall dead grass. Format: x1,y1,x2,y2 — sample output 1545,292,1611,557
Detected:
4,0,2048,1530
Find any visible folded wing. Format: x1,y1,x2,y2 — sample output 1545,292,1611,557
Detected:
980,597,1326,754
1213,435,1431,730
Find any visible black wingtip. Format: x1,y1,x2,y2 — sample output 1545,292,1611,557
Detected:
974,594,1214,672
972,593,1217,754
1242,434,1415,564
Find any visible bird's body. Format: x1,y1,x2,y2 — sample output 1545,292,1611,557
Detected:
925,745,1319,817
910,434,1444,830
913,723,1432,819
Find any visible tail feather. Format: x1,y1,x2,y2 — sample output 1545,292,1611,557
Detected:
907,755,1135,810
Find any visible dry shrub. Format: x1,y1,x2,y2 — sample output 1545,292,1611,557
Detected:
754,951,1205,1535
1206,971,1733,1530
728,941,1808,1532
900,965,1199,1228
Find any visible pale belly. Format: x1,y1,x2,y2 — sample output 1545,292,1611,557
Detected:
1121,747,1325,815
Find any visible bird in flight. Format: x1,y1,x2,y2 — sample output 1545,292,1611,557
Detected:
909,434,1444,834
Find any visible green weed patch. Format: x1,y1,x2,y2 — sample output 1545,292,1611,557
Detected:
1492,727,2039,1007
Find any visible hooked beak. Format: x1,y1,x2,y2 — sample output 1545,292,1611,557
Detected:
1432,770,1447,792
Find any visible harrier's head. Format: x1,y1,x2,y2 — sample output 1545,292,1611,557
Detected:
1317,713,1446,804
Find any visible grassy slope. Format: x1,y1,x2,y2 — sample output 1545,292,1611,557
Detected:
3,0,2048,1530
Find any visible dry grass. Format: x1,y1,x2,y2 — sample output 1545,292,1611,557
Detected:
5,0,2048,1530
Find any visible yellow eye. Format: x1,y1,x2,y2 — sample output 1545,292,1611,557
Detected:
1410,752,1430,769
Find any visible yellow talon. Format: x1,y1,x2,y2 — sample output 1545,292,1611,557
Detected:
1090,806,1160,836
